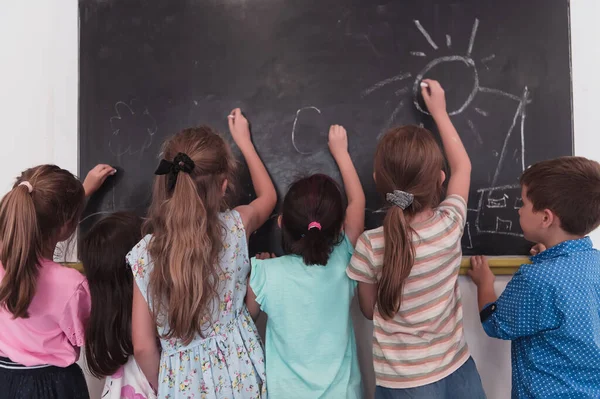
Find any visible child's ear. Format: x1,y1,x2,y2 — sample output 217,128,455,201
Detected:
277,215,282,228
440,170,446,185
541,208,556,229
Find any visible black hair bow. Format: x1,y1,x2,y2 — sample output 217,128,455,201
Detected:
154,152,195,191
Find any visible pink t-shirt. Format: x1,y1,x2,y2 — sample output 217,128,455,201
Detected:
0,259,91,367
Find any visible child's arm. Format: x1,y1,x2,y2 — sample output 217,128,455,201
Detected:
228,108,277,239
245,253,273,320
245,284,261,320
82,164,117,197
328,125,366,246
467,255,497,311
468,255,560,340
357,282,377,320
421,80,472,201
132,284,160,392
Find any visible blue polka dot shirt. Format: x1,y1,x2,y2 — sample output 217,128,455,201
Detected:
482,237,600,399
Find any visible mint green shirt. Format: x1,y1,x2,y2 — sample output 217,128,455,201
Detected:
250,235,362,399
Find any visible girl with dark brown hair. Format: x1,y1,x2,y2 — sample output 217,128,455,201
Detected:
245,125,366,399
0,164,114,399
80,212,155,399
128,109,276,398
347,80,485,398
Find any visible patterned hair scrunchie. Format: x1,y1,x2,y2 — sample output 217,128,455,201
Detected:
386,190,414,210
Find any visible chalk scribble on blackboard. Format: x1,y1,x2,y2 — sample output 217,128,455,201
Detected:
109,100,157,156
474,107,489,117
291,106,321,155
495,217,513,233
467,118,483,145
467,18,479,57
414,20,439,50
412,55,479,116
487,194,508,209
361,72,412,98
464,222,473,249
513,197,523,210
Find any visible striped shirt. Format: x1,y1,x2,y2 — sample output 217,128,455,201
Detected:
347,194,470,389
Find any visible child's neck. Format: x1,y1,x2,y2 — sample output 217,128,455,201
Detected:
541,231,585,250
409,208,435,224
42,240,59,260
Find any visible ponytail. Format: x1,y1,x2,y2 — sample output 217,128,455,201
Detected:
280,174,345,267
291,226,336,266
378,206,415,320
145,128,234,345
0,185,42,318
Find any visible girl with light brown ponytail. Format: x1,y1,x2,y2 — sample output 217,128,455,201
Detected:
347,80,485,399
128,108,276,398
0,163,115,399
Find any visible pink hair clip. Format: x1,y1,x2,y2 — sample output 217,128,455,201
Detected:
308,221,322,231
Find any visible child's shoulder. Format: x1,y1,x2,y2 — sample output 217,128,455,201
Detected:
251,255,292,268
362,226,384,239
126,234,152,265
358,226,384,247
38,259,87,305
44,259,86,286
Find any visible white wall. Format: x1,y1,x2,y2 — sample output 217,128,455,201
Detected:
0,1,598,399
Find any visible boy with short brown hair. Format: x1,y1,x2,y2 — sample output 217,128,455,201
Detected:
469,156,600,399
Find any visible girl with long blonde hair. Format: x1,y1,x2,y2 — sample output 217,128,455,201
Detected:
129,109,276,398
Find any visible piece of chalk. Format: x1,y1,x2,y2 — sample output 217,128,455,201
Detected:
228,115,235,119
420,82,429,88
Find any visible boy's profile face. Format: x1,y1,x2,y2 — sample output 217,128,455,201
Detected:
518,185,544,244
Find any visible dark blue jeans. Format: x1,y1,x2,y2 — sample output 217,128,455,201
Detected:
375,357,486,399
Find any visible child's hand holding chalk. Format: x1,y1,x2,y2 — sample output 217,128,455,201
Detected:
83,164,117,197
420,79,447,117
228,108,252,148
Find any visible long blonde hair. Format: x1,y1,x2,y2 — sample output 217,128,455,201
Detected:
144,127,235,344
0,165,85,318
374,126,444,320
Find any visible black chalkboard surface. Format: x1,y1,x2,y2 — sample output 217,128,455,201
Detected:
79,0,573,256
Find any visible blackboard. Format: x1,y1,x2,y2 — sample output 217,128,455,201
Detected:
79,0,573,256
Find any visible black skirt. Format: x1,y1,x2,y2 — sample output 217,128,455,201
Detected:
0,357,89,399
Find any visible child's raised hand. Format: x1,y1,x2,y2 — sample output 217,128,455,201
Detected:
467,255,495,287
228,108,252,149
83,164,116,197
328,124,348,159
421,79,447,118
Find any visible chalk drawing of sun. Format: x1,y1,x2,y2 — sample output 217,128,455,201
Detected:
362,19,533,244
363,19,529,156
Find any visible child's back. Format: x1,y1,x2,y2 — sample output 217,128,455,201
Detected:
247,125,366,398
129,210,263,395
0,258,88,367
251,236,361,398
0,164,94,399
349,194,469,386
130,112,277,398
470,156,600,398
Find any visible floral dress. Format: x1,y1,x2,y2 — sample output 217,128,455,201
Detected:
127,210,267,399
